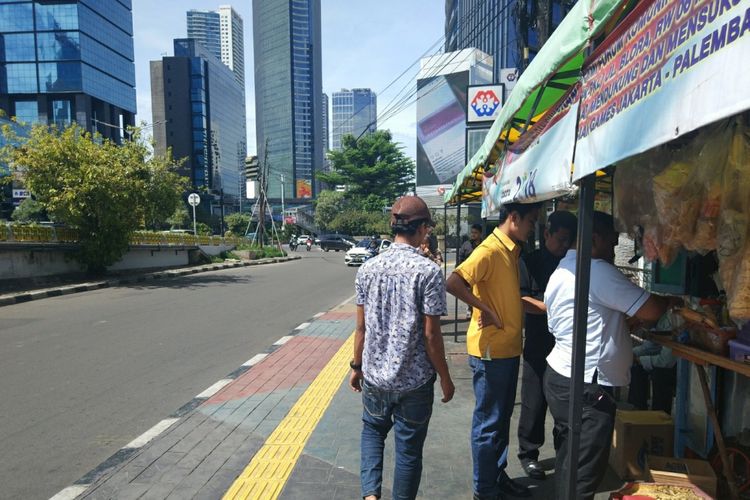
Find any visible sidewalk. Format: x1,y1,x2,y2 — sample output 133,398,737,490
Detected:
59,297,625,500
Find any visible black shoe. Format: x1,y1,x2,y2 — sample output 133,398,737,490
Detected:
521,459,546,480
497,472,532,498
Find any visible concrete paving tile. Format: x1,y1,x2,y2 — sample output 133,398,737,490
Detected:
280,481,338,500
136,483,178,500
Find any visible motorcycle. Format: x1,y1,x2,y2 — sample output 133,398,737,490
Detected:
289,240,298,251
305,240,313,251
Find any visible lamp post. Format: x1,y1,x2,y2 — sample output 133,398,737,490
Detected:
279,173,286,229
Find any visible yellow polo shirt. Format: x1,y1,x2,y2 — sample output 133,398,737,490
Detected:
454,228,523,359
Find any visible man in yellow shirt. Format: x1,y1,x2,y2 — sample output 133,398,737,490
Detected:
447,202,541,500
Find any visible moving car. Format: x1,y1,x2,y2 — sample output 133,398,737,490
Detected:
318,234,355,252
296,234,311,245
345,238,391,266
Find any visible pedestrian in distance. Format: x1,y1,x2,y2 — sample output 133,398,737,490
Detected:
543,211,678,500
460,223,484,320
516,210,578,480
350,195,455,500
446,202,542,500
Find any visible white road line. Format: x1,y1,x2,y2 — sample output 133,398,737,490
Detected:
49,485,90,500
313,312,325,318
242,353,268,367
273,335,294,346
123,418,180,449
195,379,233,399
338,293,357,308
294,322,311,330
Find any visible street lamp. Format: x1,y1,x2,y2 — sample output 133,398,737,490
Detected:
279,173,286,229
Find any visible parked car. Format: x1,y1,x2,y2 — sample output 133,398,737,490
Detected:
345,238,391,266
319,234,355,252
296,234,311,245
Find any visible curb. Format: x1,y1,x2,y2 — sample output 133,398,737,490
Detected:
50,303,349,500
0,256,302,309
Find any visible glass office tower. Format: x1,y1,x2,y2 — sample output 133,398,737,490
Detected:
187,10,222,62
188,6,245,88
150,39,246,201
0,0,136,140
331,88,377,151
252,0,323,200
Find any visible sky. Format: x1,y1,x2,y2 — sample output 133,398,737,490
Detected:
132,0,446,160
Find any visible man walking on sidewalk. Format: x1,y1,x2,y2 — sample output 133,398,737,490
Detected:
517,211,577,480
446,202,541,500
349,195,455,500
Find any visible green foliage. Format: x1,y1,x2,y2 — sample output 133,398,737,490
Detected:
194,222,212,235
317,130,414,202
11,198,46,223
167,205,190,229
328,209,390,237
314,190,347,229
0,123,188,273
225,212,251,235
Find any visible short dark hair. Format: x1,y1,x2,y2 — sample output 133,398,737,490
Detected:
471,223,482,232
547,211,578,240
592,211,616,236
498,202,542,224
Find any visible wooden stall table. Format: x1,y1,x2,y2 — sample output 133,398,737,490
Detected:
647,334,750,499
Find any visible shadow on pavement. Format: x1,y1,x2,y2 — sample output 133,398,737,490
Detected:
113,272,254,290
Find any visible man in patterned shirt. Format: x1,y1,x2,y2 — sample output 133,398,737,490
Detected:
350,195,455,500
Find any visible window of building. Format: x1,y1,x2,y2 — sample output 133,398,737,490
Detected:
1,33,36,62
38,61,82,92
13,100,38,124
36,31,81,61
2,63,38,93
0,3,34,32
35,2,79,31
51,99,73,128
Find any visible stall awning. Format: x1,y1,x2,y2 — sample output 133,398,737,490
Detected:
444,0,632,205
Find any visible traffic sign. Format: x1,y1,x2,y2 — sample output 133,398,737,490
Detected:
188,193,201,207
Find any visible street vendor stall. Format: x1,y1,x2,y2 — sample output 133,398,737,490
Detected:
443,0,750,497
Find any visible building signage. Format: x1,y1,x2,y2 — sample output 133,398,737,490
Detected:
467,84,505,123
12,189,30,199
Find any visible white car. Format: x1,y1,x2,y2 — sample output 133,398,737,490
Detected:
296,234,311,245
345,238,391,266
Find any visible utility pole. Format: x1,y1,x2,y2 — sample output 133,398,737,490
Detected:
279,173,286,229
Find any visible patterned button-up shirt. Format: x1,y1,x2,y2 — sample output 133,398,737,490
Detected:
355,242,448,391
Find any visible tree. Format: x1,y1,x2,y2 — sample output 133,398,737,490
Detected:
317,130,415,202
167,205,190,229
225,212,251,235
0,123,188,273
328,209,390,236
314,190,347,229
11,198,46,223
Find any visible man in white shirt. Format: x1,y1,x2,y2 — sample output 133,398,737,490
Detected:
543,212,672,500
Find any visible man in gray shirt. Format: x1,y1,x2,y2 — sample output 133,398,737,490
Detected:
350,195,454,500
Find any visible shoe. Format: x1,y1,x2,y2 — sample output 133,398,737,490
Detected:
497,472,532,498
521,459,546,480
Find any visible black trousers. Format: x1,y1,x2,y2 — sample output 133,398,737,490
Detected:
543,366,616,500
628,365,676,414
517,357,549,462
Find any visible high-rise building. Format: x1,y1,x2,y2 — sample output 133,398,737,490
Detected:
0,0,136,140
150,39,246,203
321,93,329,154
445,0,572,80
252,0,323,200
187,6,245,88
331,88,377,151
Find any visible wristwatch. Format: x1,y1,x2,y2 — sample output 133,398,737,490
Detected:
349,360,362,371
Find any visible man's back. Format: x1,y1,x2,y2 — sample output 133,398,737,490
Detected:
355,243,446,391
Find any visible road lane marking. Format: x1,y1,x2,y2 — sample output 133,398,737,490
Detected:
242,353,268,367
123,418,180,449
273,335,294,345
337,293,357,308
312,312,325,318
222,333,354,500
195,379,233,399
293,322,311,330
49,485,90,500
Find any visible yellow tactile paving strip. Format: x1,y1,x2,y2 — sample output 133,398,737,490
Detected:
222,333,354,500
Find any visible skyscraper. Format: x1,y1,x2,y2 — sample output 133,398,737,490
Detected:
331,88,377,151
0,0,136,140
252,0,323,200
321,93,329,154
150,39,246,202
445,0,573,79
187,5,245,88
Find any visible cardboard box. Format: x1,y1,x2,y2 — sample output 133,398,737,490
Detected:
609,410,674,480
647,456,718,498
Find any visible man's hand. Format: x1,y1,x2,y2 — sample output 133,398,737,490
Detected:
349,369,363,392
478,309,503,329
440,376,455,403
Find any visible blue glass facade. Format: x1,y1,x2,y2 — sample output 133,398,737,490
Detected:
0,0,136,137
253,0,323,200
331,88,377,151
186,10,221,63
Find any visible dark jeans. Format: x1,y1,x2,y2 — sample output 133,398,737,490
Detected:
628,365,676,414
469,355,520,497
360,376,435,500
544,366,616,500
517,357,550,463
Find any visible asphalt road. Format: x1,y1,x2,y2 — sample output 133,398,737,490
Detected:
0,248,356,500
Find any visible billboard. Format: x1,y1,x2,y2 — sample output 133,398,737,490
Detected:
467,84,505,123
499,68,518,95
416,70,469,186
296,179,312,199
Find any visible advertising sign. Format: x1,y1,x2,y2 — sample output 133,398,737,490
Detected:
499,68,519,95
296,179,312,199
574,0,750,180
12,189,29,199
482,85,579,216
416,71,470,186
467,84,505,123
